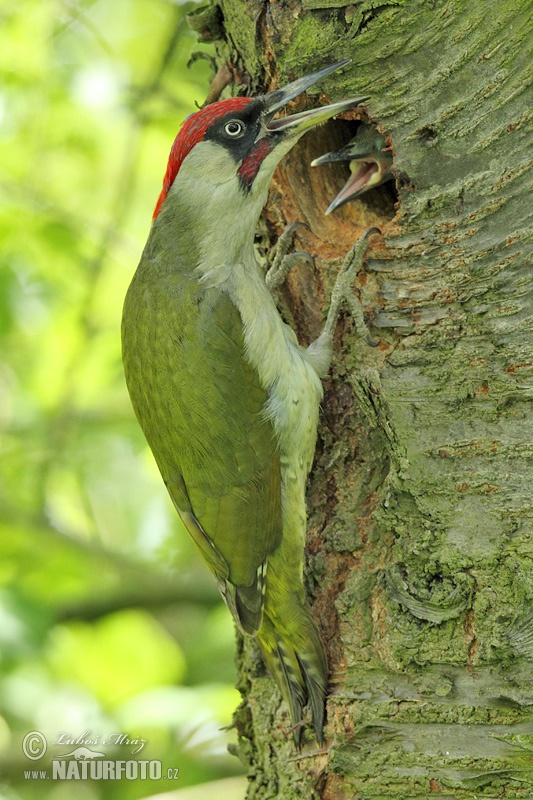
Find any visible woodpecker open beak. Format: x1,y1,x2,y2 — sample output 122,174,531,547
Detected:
311,124,393,214
259,60,369,140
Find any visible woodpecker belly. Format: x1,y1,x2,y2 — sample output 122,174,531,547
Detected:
222,257,323,473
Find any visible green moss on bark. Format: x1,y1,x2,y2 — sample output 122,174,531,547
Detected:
205,0,533,795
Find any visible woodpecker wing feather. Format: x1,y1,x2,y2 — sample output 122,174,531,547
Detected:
122,267,283,634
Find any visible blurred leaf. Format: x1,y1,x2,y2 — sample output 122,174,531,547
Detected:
0,1,244,796
142,777,247,800
47,610,186,707
0,589,52,662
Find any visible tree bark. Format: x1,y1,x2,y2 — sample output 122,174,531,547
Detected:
194,0,532,796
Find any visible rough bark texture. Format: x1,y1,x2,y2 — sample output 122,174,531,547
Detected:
192,1,532,796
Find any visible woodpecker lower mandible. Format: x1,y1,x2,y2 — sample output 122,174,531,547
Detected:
122,60,373,745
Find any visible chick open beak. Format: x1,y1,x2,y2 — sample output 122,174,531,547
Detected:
312,131,393,214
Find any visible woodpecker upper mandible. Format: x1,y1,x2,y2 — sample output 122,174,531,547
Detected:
312,122,392,214
122,61,371,744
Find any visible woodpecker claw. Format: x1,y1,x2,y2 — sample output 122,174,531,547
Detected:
286,220,311,235
323,227,380,342
304,228,380,377
284,251,316,273
266,223,314,291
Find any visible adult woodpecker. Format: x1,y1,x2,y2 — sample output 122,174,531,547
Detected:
122,61,371,744
312,122,392,214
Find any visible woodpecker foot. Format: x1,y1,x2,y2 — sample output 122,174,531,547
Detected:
322,227,380,345
304,227,380,377
266,222,315,292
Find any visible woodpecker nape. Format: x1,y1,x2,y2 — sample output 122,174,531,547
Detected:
122,60,374,745
312,122,393,214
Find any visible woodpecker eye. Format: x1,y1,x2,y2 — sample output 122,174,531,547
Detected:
224,120,245,138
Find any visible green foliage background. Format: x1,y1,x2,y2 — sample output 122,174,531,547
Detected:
0,1,245,796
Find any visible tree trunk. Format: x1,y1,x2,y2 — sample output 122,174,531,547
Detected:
194,1,532,796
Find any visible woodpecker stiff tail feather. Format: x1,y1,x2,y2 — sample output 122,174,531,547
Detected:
122,59,369,744
258,600,327,745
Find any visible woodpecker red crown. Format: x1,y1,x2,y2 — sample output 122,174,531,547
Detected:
153,97,254,218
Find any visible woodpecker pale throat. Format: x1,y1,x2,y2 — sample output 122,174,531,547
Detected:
122,61,369,744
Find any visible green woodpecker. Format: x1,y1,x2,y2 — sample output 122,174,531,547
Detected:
312,122,392,213
122,61,370,744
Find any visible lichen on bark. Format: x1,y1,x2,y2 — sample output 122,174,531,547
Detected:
194,0,533,796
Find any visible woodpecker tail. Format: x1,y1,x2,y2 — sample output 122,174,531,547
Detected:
257,598,327,745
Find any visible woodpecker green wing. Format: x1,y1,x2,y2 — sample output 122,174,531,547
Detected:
122,268,283,634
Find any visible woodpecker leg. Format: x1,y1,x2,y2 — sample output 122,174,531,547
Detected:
322,227,379,341
266,222,315,292
306,227,380,377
